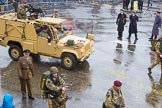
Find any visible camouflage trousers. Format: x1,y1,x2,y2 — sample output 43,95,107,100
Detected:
48,99,65,108
149,53,162,72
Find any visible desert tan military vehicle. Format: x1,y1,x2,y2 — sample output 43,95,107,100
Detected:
0,13,95,70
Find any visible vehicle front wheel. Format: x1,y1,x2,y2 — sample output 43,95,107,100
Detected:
8,45,22,61
61,53,78,70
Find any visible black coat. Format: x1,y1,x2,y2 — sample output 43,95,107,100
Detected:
152,15,161,35
116,13,127,32
129,14,138,33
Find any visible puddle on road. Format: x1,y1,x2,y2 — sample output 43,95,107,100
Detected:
146,74,162,107
0,59,92,98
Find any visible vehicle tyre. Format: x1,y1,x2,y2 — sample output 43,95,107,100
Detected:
30,53,40,62
78,60,90,71
61,53,78,70
8,45,22,61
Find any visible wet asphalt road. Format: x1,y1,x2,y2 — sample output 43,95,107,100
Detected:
0,2,162,108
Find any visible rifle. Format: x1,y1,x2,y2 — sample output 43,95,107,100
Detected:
27,4,45,18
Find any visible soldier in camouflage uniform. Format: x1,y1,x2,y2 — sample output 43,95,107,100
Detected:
17,2,28,19
39,26,49,38
46,66,66,108
50,87,68,108
53,9,59,18
17,49,35,100
103,80,125,108
148,37,162,74
39,26,52,45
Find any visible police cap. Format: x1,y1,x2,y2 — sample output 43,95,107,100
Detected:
23,49,30,54
114,80,122,87
50,66,59,73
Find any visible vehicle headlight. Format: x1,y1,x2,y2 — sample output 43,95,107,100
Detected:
81,48,85,53
90,42,93,47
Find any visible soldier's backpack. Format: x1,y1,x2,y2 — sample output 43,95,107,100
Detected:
40,71,61,99
40,71,50,99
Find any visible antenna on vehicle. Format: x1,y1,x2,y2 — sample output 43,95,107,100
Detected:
91,23,94,34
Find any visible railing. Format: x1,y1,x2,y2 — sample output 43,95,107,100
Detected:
0,0,122,14
0,3,14,14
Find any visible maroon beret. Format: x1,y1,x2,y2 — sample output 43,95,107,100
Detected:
114,80,122,87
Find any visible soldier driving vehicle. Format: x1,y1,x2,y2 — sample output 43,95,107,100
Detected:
0,13,95,70
39,25,52,45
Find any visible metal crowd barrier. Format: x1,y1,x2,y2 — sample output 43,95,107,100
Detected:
0,3,14,14
0,0,122,14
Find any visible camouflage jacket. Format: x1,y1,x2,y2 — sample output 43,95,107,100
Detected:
104,87,125,108
17,5,27,19
155,41,162,55
39,31,49,39
46,76,65,94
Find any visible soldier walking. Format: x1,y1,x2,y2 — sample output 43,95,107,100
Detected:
45,66,66,108
148,37,162,74
17,49,35,100
103,80,126,108
116,9,127,40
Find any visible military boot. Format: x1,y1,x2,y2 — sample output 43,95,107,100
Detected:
148,67,152,75
28,96,35,100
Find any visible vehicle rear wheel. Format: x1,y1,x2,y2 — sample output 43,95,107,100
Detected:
61,53,78,70
8,45,22,61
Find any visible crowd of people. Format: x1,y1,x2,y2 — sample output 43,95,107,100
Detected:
112,6,161,108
